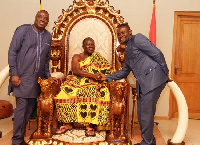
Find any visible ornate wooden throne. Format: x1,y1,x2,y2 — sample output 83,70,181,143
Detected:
31,0,131,144
51,0,125,74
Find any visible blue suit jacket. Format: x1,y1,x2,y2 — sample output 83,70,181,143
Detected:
8,24,52,98
107,33,169,95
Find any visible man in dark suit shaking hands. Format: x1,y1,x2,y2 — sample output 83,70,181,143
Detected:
101,23,170,145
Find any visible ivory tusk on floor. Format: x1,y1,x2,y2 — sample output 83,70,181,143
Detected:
0,65,9,88
167,81,188,143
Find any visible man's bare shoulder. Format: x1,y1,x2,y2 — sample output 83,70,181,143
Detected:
72,53,82,62
73,53,79,58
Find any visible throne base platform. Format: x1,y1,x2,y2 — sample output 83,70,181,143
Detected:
27,129,132,145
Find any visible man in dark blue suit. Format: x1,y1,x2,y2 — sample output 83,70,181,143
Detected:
101,23,170,145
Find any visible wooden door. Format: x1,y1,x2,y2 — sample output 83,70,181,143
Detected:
170,11,200,119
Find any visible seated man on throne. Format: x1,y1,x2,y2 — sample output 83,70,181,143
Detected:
54,37,115,136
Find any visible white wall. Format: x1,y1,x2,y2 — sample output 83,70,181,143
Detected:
1,0,200,117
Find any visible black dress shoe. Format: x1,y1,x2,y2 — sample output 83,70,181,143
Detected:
21,140,28,145
12,144,21,145
13,140,28,145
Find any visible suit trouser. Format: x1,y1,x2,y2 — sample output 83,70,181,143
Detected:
12,97,37,145
137,83,166,145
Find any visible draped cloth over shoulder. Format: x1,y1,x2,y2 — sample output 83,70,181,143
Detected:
54,52,115,128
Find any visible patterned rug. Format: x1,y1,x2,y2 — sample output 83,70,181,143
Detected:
52,129,106,143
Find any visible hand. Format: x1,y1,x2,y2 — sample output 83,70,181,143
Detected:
93,72,102,81
167,74,173,82
11,75,21,86
99,73,107,81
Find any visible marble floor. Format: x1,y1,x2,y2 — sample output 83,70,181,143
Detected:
0,115,200,145
0,115,14,137
155,118,200,145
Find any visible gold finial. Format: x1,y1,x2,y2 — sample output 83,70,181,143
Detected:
153,0,155,4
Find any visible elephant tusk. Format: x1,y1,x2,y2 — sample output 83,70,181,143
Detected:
167,81,188,143
0,65,9,88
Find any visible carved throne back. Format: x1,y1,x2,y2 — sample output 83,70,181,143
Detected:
50,0,125,75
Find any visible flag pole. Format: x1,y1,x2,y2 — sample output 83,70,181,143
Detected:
40,0,42,10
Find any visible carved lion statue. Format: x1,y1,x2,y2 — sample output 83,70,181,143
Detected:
107,81,128,143
33,77,57,138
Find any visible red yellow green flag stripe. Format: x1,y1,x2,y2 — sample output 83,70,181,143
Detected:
149,2,156,46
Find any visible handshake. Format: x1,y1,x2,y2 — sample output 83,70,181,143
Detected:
94,72,107,81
